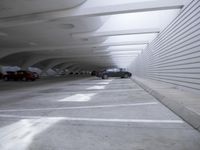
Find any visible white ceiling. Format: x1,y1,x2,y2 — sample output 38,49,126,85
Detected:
0,0,190,71
0,0,86,17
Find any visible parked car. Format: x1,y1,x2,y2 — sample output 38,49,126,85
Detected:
3,70,37,81
97,68,132,79
0,72,3,80
3,71,17,81
16,70,36,81
91,71,97,76
31,72,40,79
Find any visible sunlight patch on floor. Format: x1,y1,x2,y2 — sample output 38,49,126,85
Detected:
87,85,106,90
0,118,62,150
58,93,96,102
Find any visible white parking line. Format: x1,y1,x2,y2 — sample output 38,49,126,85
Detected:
0,114,184,124
62,117,184,124
0,102,158,112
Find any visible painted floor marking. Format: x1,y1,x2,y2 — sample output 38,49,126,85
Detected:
0,102,158,112
0,114,184,124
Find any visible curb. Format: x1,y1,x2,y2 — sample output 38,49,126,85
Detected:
133,78,200,132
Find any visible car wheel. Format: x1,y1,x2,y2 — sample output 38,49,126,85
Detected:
22,77,27,81
4,77,8,81
124,74,129,78
102,74,108,79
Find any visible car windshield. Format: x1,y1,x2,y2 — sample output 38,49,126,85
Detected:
107,68,120,72
7,72,15,74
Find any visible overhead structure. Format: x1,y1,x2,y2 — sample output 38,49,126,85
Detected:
0,0,191,73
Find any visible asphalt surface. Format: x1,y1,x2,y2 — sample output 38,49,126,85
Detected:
0,76,200,150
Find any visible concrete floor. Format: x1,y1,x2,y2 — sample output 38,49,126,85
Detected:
0,76,200,150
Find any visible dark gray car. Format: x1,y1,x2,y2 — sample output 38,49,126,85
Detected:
97,68,132,79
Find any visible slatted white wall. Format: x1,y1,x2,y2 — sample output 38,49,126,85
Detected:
130,0,200,91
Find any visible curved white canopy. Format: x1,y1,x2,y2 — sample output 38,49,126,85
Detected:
0,0,190,70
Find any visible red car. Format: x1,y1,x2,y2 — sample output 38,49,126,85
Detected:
3,71,16,81
16,70,36,81
0,72,3,80
3,70,36,81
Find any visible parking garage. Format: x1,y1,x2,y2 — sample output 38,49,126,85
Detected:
0,0,200,149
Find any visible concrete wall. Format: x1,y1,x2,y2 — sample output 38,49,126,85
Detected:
129,0,200,92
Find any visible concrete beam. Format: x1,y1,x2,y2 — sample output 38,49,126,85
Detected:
73,68,82,72
0,0,185,27
0,50,20,60
57,63,75,72
41,60,70,74
4,41,148,53
20,54,114,69
20,56,49,70
73,0,185,17
67,66,79,72
72,28,160,39
93,49,143,53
